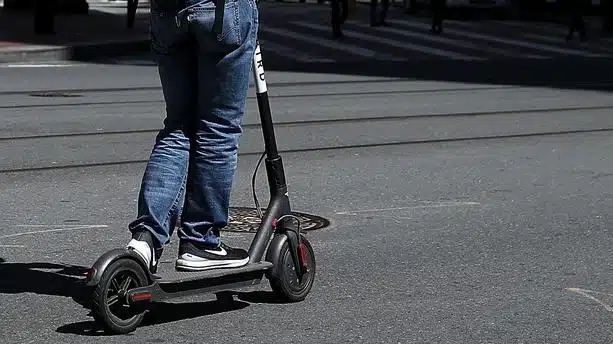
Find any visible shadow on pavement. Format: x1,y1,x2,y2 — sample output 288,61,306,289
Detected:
0,259,92,308
55,291,286,336
0,7,150,59
260,57,613,93
0,258,290,336
56,290,285,336
56,298,252,336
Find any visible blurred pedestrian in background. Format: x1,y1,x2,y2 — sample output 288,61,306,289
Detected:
331,0,349,37
431,0,445,34
370,0,390,27
565,0,587,42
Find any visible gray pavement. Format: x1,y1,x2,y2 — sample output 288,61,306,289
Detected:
3,54,613,343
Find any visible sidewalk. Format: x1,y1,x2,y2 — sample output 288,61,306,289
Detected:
0,0,404,63
0,1,150,63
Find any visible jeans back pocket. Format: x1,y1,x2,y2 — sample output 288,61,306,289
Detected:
187,0,248,49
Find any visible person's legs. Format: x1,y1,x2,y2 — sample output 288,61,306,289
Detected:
340,0,348,24
566,5,577,40
127,4,197,272
439,1,445,33
577,12,587,40
432,0,444,33
331,0,343,37
431,2,439,32
175,0,258,271
370,0,379,26
379,0,390,24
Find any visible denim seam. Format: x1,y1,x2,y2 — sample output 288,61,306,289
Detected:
234,2,241,46
162,167,188,239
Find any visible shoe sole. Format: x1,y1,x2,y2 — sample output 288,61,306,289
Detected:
175,257,249,272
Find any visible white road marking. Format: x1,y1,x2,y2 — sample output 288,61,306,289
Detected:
346,20,548,59
0,245,25,248
0,63,87,68
389,19,606,58
0,225,108,238
519,32,613,54
335,201,481,215
260,25,403,60
14,224,103,227
567,287,613,312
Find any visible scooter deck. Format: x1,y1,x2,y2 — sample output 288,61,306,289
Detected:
153,261,273,284
139,262,274,300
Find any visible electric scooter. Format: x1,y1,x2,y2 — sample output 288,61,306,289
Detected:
84,41,316,334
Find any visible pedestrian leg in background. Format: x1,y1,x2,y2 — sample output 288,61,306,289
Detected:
127,0,139,28
380,0,390,25
431,0,445,34
566,0,588,42
566,13,575,40
331,0,347,37
33,0,56,34
341,0,349,24
370,0,390,26
575,11,587,41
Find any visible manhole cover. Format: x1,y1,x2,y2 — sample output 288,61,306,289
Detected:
29,92,83,98
224,207,330,232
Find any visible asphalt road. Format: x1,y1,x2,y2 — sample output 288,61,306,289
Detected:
2,52,613,344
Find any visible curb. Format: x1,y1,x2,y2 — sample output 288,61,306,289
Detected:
0,37,150,63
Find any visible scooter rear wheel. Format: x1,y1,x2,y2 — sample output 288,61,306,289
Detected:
269,235,316,302
91,258,149,334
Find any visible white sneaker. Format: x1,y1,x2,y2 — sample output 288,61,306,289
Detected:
175,241,249,271
127,230,162,273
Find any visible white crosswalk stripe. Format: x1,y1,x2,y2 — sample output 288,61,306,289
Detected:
256,16,613,63
446,20,613,53
392,19,607,57
291,21,484,60
345,19,549,59
259,26,404,61
520,32,613,53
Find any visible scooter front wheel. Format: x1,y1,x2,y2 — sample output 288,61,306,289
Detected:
269,235,316,302
91,258,149,334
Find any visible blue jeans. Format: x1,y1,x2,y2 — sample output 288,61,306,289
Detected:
129,0,259,248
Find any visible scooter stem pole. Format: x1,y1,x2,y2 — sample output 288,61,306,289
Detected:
247,41,292,262
252,41,279,160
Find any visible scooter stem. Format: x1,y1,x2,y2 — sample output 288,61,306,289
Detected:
247,41,292,263
252,41,279,160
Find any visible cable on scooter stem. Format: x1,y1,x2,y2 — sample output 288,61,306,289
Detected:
248,54,279,223
250,0,266,221
252,152,266,219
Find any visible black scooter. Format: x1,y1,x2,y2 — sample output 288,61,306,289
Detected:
85,41,316,334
